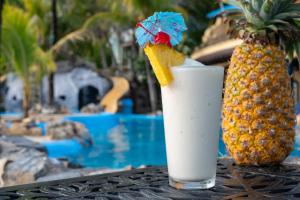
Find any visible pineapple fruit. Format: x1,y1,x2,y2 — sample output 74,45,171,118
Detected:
222,0,300,165
144,44,185,86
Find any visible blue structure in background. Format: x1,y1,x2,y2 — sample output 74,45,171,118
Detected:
207,5,239,19
119,98,133,114
36,122,47,136
296,103,300,115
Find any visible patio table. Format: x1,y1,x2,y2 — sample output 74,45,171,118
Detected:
0,158,300,199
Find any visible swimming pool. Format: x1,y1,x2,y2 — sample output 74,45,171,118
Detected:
62,114,167,168
44,114,227,169
45,113,300,169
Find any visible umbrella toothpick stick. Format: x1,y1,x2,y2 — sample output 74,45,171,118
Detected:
136,23,156,37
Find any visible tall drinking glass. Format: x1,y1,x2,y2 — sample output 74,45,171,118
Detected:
161,63,224,189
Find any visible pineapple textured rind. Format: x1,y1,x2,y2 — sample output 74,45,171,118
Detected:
222,43,295,165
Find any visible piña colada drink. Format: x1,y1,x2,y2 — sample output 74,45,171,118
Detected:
135,12,224,189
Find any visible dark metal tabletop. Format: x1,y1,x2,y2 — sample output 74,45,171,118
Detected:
0,158,300,200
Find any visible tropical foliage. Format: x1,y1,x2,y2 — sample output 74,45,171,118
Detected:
0,4,55,117
49,0,217,64
23,0,52,47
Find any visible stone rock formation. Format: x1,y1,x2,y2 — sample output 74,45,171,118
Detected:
46,121,92,147
8,118,42,136
80,103,103,114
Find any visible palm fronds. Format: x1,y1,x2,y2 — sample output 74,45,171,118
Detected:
0,4,55,116
51,12,128,56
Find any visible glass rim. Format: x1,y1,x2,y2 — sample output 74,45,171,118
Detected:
171,65,224,71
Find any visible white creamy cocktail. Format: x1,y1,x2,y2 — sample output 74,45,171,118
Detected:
161,59,224,189
135,11,224,189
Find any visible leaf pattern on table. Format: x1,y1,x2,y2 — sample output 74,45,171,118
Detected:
1,159,300,199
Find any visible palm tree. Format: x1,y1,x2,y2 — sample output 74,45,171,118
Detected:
0,5,54,117
51,11,129,60
23,0,52,47
22,0,54,105
48,0,57,107
0,0,4,51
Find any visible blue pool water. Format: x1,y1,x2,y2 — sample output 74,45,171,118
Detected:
63,114,170,168
41,113,300,169
3,111,299,169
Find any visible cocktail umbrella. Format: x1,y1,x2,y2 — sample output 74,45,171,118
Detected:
135,12,187,86
135,12,187,48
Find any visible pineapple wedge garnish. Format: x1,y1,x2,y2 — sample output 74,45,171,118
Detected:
144,43,185,86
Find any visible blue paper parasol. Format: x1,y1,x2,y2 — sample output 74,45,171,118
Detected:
135,12,187,48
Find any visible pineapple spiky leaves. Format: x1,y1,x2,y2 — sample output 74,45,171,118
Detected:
221,0,300,165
